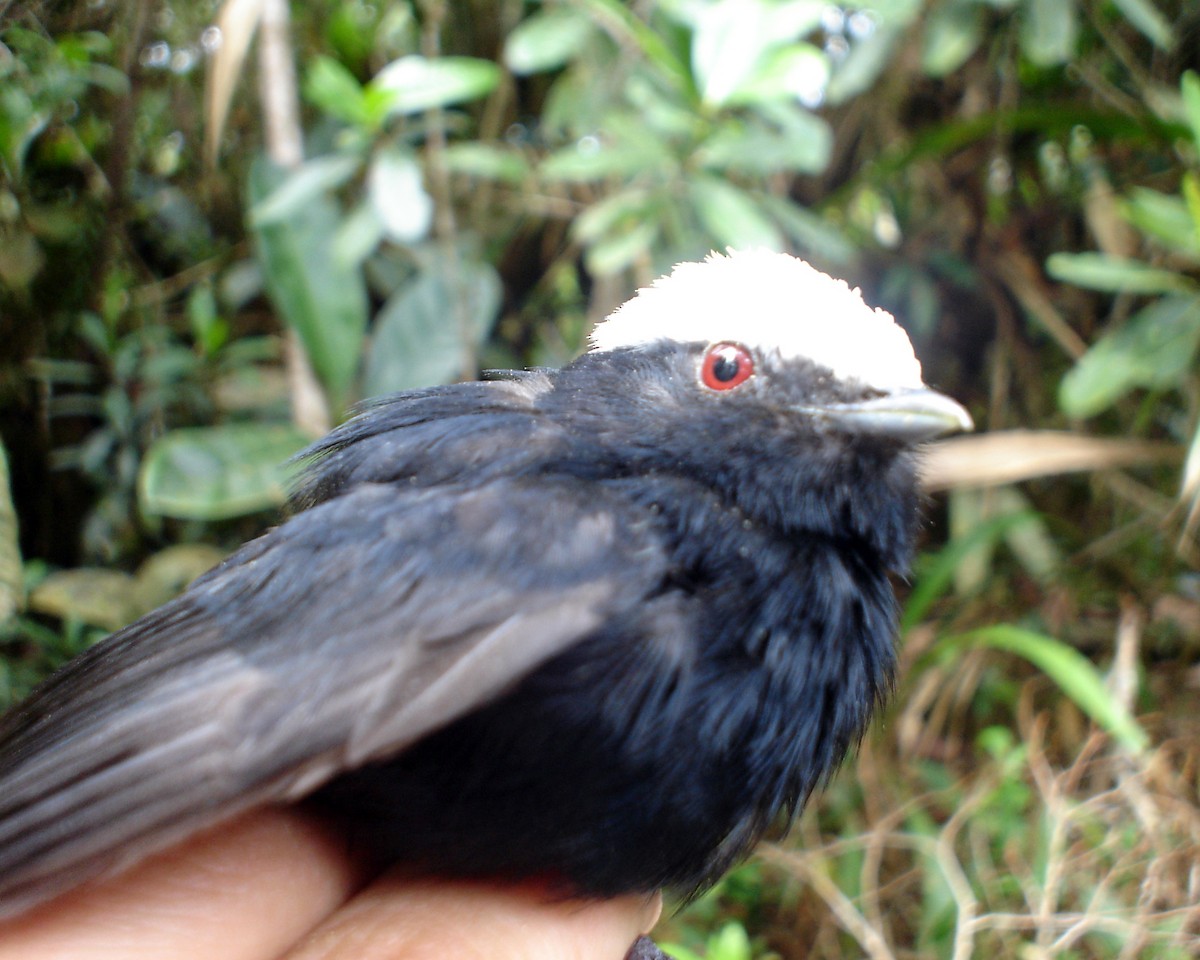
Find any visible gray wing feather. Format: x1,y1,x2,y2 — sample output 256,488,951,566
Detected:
0,477,663,916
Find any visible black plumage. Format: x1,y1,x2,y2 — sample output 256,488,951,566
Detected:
0,251,970,918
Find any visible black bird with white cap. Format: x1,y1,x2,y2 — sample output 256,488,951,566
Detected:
0,250,972,924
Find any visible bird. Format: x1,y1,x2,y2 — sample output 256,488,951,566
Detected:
0,249,971,924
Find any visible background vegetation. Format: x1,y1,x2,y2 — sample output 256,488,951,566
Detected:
2,0,1199,956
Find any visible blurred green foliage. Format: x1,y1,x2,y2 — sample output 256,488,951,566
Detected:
2,0,1200,956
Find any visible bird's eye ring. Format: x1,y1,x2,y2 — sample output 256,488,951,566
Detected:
700,342,754,391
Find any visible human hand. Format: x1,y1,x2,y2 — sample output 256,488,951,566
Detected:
0,810,663,960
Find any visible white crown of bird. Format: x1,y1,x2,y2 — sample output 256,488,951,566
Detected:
589,250,925,392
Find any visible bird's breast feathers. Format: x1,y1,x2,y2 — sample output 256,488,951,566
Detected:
0,250,971,917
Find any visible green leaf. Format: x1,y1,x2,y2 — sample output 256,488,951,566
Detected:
691,0,825,107
0,442,21,623
249,154,362,227
84,63,130,97
697,107,831,175
132,544,227,613
921,0,984,77
367,147,433,243
1182,71,1200,152
23,202,80,242
825,20,905,104
503,8,594,75
1046,252,1195,294
0,230,44,290
575,0,691,94
1020,0,1078,67
947,488,1059,595
364,255,501,395
584,222,660,276
28,569,139,631
572,187,654,244
689,176,784,251
996,491,1060,580
1059,295,1200,417
904,511,1038,630
659,946,703,960
372,56,501,117
540,139,669,182
572,183,663,274
187,283,227,356
442,143,529,182
1110,0,1173,50
940,625,1149,753
0,88,50,178
708,923,753,960
1121,188,1200,256
1184,173,1200,247
625,73,704,139
249,159,370,411
332,201,386,269
724,43,829,107
138,424,312,521
304,56,370,127
768,199,856,265
219,259,265,313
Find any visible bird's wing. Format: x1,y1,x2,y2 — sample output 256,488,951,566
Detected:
0,476,667,916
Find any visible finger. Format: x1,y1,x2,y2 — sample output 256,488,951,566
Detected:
0,809,361,960
282,876,664,960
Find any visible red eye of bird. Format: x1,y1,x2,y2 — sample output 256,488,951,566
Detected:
700,342,754,391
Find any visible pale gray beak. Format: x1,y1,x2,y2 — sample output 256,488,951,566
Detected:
799,388,974,442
